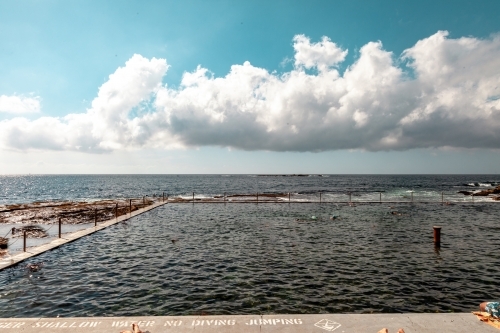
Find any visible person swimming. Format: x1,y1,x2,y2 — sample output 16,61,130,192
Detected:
480,301,500,318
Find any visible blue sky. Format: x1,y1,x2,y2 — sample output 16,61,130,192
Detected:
1,0,500,174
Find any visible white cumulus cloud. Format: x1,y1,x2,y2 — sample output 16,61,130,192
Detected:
0,55,171,152
0,95,40,114
293,35,348,71
1,32,500,153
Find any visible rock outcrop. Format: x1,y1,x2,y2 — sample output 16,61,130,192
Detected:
473,190,492,196
473,185,500,196
458,185,500,198
458,190,473,195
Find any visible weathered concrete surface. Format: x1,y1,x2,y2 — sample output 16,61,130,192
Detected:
0,201,167,271
0,313,494,333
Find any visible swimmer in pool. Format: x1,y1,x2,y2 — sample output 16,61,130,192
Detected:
480,301,500,318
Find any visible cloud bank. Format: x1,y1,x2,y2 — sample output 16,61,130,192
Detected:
1,31,500,153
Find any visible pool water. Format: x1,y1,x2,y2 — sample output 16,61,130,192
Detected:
0,202,499,317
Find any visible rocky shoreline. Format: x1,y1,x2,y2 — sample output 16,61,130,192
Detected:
458,185,500,200
0,198,158,226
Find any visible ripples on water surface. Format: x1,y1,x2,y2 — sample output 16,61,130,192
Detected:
1,202,499,317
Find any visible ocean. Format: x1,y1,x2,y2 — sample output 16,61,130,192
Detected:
1,174,499,205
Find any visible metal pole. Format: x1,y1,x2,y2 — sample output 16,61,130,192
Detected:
379,192,382,203
433,226,442,246
23,231,26,252
163,192,165,202
129,199,132,215
59,218,62,238
319,192,322,203
289,192,290,202
95,208,97,226
115,203,118,220
193,192,195,202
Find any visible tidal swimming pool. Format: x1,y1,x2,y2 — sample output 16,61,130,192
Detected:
1,203,499,317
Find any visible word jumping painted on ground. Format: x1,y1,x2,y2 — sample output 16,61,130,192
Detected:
245,319,303,325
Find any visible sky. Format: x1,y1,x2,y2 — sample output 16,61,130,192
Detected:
1,0,500,174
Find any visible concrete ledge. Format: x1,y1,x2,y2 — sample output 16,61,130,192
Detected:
0,313,494,333
166,200,490,204
0,201,168,271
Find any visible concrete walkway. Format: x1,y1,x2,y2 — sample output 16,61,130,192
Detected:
0,313,494,333
0,200,168,271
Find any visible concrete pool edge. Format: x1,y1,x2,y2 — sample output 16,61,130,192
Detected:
0,313,495,333
0,201,167,271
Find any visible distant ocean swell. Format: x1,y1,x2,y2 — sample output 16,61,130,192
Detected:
0,174,499,205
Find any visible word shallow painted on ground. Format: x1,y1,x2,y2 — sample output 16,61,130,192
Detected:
0,321,102,329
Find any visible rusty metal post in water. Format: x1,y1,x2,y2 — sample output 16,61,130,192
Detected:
94,208,97,226
59,218,62,238
23,231,26,252
433,226,441,246
380,192,382,203
163,192,165,202
129,199,132,215
115,203,118,220
192,192,195,203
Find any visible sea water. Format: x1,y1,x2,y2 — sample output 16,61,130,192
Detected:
1,174,499,204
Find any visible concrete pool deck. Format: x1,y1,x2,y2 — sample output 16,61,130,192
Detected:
0,200,168,271
0,313,495,333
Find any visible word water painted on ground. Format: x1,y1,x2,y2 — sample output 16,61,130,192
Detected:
0,315,342,333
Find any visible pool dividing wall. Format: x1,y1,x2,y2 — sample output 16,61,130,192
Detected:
0,201,168,271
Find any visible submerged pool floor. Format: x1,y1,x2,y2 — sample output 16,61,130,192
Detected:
0,203,499,317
